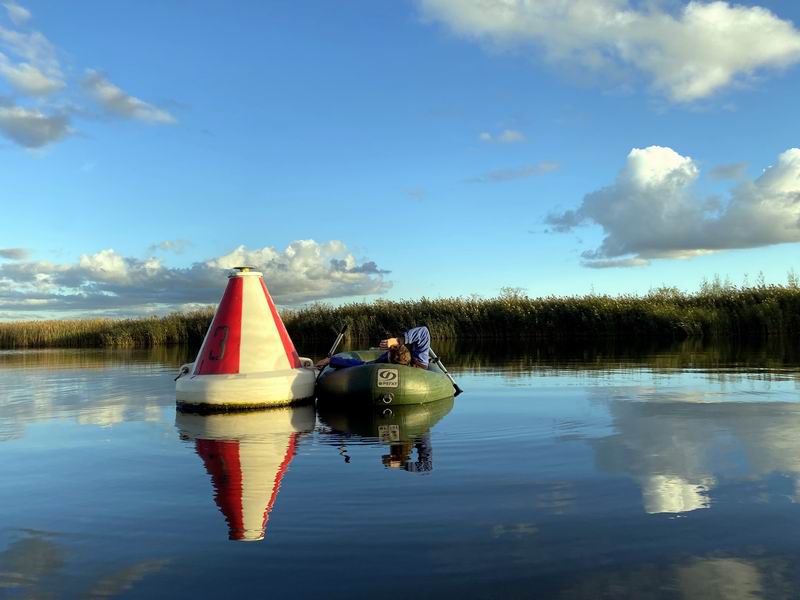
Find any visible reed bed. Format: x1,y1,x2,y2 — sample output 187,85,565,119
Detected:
1,285,799,349
286,284,800,342
0,309,214,349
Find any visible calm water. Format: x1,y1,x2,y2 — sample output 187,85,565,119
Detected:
2,342,800,599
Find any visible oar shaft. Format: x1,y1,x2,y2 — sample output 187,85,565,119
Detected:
429,348,463,396
317,323,348,381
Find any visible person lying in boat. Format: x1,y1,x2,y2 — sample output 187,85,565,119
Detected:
315,326,431,370
380,325,430,369
316,342,412,369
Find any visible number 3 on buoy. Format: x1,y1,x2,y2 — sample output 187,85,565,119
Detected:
209,325,229,360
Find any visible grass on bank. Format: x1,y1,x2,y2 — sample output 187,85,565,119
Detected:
2,279,800,349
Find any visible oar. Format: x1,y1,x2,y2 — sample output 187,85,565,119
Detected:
316,323,348,381
429,348,463,396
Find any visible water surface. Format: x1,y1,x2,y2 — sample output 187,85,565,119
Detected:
2,341,800,598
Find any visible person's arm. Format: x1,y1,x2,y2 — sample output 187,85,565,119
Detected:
400,326,430,350
379,326,430,349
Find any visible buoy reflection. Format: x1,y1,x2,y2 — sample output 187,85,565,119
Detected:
176,404,315,541
318,397,454,473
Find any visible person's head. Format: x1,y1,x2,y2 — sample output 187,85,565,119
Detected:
382,443,413,469
388,344,411,365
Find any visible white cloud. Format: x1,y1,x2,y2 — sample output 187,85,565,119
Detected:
479,128,526,143
0,55,63,95
3,2,30,26
547,145,800,267
0,240,391,315
83,70,175,124
0,25,61,82
0,105,69,147
0,13,175,148
419,0,800,101
467,160,559,182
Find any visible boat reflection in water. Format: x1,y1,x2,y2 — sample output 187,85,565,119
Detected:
318,396,454,472
175,404,315,541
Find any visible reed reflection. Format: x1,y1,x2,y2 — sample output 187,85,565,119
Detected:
175,405,314,541
317,397,454,472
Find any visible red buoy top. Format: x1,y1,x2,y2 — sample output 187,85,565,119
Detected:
193,270,301,376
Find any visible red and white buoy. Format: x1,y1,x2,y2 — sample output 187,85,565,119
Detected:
176,405,315,541
176,267,316,409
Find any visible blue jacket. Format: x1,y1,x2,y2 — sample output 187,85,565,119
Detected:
329,326,431,368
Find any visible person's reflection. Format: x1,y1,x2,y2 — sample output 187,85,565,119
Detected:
318,397,453,473
175,404,315,541
382,434,433,472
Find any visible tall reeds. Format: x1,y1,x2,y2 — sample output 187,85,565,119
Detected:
1,285,799,349
0,309,214,349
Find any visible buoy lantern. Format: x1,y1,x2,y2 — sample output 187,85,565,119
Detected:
176,267,316,410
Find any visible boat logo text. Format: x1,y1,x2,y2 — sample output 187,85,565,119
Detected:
377,369,399,388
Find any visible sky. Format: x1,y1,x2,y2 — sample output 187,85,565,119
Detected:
1,0,800,319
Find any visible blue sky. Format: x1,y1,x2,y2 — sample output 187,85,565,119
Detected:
1,0,800,318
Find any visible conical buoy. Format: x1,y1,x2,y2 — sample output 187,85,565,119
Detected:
176,267,316,410
176,405,315,541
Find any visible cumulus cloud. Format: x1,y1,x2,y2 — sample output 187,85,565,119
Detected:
467,161,559,183
479,128,526,143
419,0,800,101
0,240,391,316
83,70,175,124
547,146,800,267
3,2,30,26
0,247,28,259
0,105,69,147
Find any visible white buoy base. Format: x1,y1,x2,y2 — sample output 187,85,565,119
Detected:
176,364,317,410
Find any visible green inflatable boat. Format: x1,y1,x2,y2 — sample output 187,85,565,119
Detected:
316,350,455,406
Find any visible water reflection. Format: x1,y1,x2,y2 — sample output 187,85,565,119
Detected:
560,555,793,599
591,390,800,514
0,349,177,442
175,405,315,541
433,337,800,378
318,397,454,472
0,347,187,370
0,530,169,598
